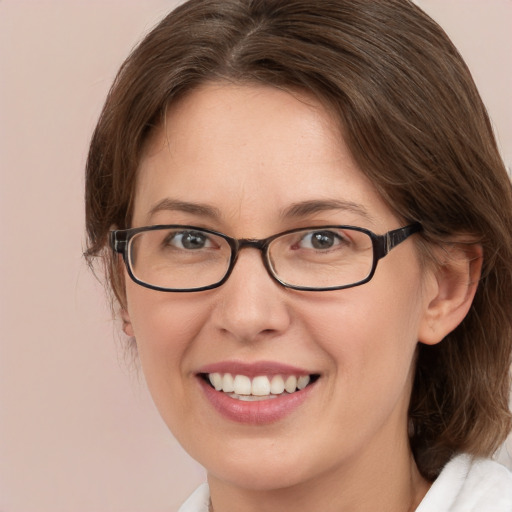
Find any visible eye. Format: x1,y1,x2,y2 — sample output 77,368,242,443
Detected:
298,230,345,250
166,230,214,250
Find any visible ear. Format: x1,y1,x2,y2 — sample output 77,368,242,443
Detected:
114,252,134,337
120,307,135,337
418,244,482,345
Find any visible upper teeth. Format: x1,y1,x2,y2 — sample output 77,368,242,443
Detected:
208,373,311,396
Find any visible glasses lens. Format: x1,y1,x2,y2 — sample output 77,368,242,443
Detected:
268,227,374,289
128,228,232,290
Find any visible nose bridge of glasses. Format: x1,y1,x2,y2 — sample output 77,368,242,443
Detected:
236,238,268,251
232,237,270,262
229,237,274,278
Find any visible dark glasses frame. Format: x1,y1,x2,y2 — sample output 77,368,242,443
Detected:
109,223,422,292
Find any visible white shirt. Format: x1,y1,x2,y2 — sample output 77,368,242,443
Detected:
416,454,512,511
178,454,512,512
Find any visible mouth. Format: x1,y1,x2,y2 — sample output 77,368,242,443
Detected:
200,372,320,401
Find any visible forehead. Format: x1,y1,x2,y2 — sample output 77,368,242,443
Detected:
133,82,395,233
142,82,342,165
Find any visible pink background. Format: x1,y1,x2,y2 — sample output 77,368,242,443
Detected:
0,1,510,511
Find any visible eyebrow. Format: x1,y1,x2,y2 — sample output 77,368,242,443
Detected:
147,198,222,220
280,199,375,223
147,197,374,224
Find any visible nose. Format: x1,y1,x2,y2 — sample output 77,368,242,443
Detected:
210,248,292,343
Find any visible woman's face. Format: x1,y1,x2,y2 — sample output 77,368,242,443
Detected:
124,83,436,491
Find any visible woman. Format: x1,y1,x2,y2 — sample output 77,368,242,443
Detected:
85,0,512,510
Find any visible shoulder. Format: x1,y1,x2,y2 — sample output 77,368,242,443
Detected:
178,483,210,512
417,453,512,512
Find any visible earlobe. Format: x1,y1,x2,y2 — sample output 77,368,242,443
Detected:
120,307,135,337
418,244,482,346
114,252,134,336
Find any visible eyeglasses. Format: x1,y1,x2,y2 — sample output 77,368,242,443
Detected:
110,223,421,292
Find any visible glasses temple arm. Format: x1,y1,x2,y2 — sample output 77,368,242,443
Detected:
109,230,128,254
384,223,422,254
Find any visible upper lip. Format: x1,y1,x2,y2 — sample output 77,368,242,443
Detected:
196,360,317,378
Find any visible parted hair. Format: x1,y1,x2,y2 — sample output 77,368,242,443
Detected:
85,0,512,480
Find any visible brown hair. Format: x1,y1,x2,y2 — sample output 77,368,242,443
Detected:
85,0,512,480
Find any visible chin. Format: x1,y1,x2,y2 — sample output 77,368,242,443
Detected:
191,437,326,492
209,460,311,492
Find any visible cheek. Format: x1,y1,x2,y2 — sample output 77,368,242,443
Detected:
125,279,206,347
123,283,211,398
300,268,426,392
123,287,218,443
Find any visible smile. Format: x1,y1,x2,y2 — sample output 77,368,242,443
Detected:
205,373,316,400
197,361,320,424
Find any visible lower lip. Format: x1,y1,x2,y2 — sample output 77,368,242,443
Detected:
198,378,315,425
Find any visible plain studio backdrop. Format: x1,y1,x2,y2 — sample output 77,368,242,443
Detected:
0,1,511,511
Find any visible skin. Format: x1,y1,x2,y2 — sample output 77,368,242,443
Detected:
122,83,479,512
